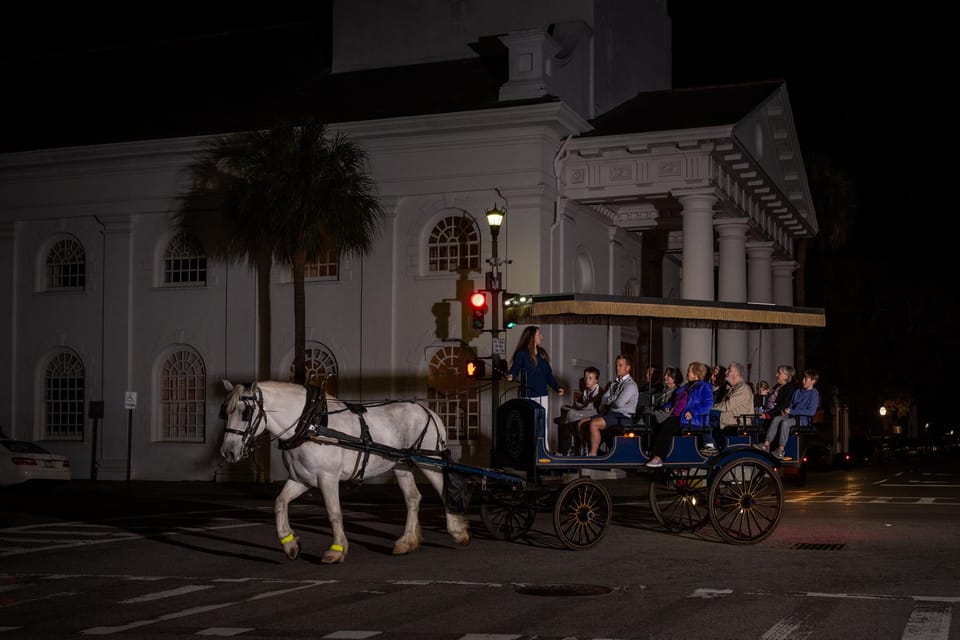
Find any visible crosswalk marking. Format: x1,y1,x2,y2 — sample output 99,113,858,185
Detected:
120,584,214,603
901,602,953,640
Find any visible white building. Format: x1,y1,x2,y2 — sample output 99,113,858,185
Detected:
0,0,816,481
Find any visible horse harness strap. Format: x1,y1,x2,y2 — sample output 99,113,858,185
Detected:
281,385,440,485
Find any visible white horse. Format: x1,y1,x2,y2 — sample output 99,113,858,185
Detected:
219,380,470,563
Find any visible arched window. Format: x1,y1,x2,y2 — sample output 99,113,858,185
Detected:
163,233,207,285
46,237,86,290
159,348,206,442
44,351,85,440
289,342,339,395
427,346,479,441
427,215,480,272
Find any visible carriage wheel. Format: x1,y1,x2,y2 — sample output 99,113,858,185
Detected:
552,478,612,550
708,458,783,544
648,467,710,532
480,491,536,541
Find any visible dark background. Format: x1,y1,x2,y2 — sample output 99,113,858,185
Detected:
671,2,959,435
3,2,956,433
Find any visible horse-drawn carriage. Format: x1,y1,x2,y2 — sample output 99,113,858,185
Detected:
219,294,825,559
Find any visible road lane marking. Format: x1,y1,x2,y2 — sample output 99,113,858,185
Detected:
197,629,253,636
120,585,214,603
80,581,333,635
760,610,815,640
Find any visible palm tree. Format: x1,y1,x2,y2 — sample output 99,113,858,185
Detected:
264,118,384,384
178,116,384,387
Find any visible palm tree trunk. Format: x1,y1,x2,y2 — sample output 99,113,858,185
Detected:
254,250,273,482
293,248,307,385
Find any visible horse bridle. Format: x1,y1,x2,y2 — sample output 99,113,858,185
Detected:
221,387,265,460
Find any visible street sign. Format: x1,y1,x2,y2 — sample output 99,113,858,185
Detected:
124,392,138,410
492,336,505,356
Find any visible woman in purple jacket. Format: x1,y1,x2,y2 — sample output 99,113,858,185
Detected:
645,361,714,468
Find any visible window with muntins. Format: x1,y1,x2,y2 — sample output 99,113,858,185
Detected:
428,215,480,272
288,343,339,395
427,346,479,441
44,351,85,440
163,233,207,285
160,348,206,442
46,237,86,290
304,246,339,280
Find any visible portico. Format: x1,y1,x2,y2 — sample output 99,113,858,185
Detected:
555,81,817,381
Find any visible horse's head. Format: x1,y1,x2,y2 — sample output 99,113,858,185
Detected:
219,380,265,463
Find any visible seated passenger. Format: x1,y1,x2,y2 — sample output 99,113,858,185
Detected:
645,361,713,468
651,367,682,425
558,366,603,455
755,369,820,458
706,361,754,453
757,365,798,428
585,355,639,456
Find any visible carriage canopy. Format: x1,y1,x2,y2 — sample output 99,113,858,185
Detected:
503,294,826,330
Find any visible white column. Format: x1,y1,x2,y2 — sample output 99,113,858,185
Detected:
747,241,774,384
661,235,682,371
98,215,134,480
678,193,716,368
714,219,749,367
772,260,798,369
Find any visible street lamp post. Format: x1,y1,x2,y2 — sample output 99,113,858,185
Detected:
485,206,506,422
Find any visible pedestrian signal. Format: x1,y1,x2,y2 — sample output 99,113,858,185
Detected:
469,291,488,330
465,359,486,378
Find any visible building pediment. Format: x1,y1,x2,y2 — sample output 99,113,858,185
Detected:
559,81,818,256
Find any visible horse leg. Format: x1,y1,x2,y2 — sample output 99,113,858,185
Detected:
317,473,348,564
418,466,471,546
392,467,423,554
275,479,308,560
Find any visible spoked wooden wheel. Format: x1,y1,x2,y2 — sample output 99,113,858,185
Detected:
648,466,710,532
552,478,612,550
708,458,783,544
480,490,536,541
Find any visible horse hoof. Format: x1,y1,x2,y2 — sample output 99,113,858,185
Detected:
454,532,471,546
283,539,301,560
321,550,345,564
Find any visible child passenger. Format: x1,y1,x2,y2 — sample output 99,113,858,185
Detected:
558,367,602,455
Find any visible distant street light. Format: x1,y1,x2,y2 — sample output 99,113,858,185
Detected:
879,406,887,416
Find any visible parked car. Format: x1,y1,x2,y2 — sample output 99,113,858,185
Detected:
0,438,72,486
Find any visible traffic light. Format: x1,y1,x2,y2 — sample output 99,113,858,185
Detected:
465,358,486,378
469,290,488,330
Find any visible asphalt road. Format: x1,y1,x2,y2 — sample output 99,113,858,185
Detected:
2,455,959,639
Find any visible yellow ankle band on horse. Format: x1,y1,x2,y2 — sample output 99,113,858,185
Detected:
280,534,294,544
330,544,344,552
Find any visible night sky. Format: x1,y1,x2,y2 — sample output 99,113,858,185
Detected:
670,2,959,430
3,3,956,429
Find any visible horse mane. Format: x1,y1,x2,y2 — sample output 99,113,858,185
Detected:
225,383,247,415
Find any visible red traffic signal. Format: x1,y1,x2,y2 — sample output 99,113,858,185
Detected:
469,291,488,330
